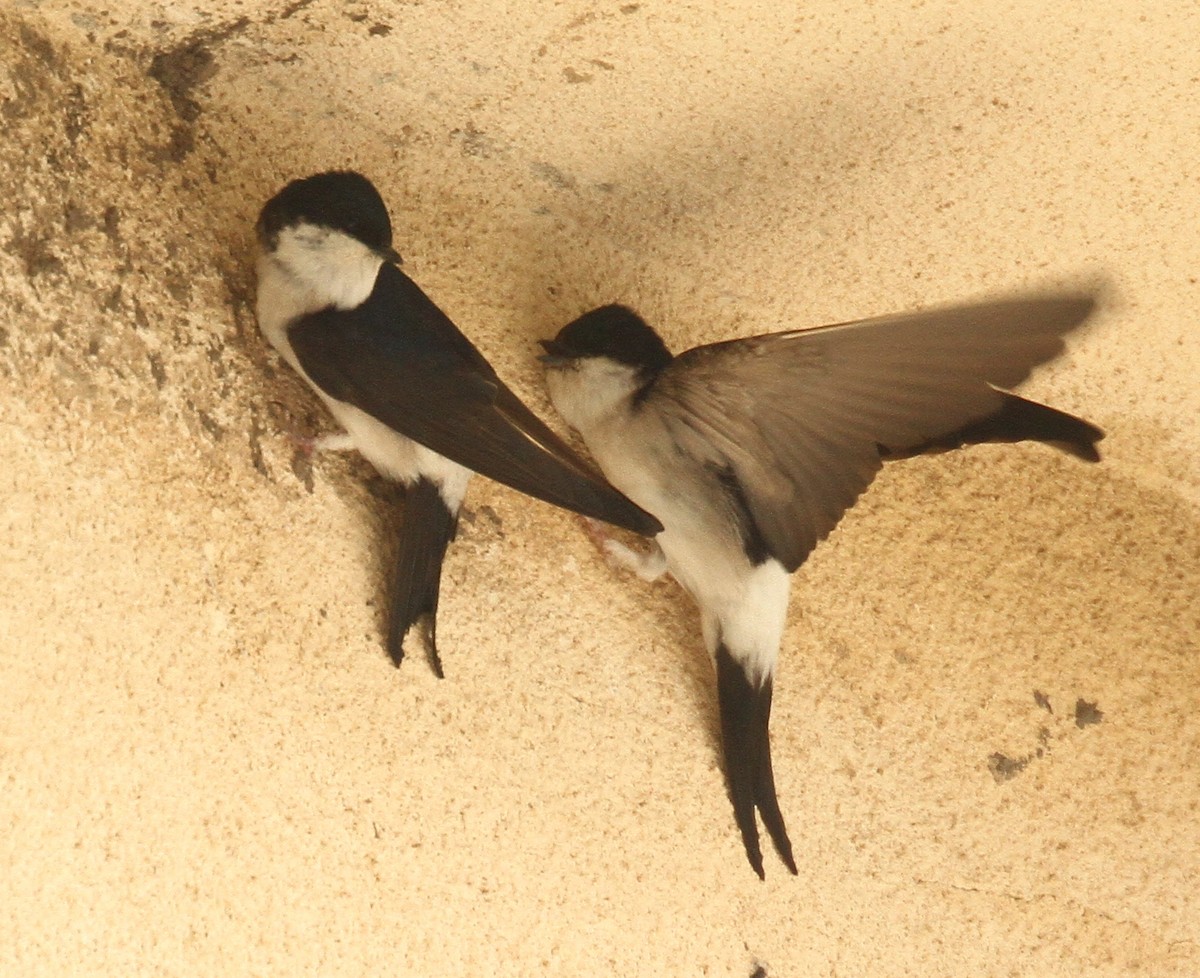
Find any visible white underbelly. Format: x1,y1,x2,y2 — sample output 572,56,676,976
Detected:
324,397,471,509
591,425,791,684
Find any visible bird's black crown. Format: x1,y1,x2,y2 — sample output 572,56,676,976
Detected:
544,304,673,373
257,170,394,255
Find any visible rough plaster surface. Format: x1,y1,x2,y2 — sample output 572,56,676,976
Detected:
2,2,1198,975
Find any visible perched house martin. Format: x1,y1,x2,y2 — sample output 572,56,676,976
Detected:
255,171,662,677
540,291,1104,877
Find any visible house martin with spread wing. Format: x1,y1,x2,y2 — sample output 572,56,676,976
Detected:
540,290,1103,876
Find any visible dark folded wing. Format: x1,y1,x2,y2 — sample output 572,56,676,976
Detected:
650,290,1099,571
289,263,662,535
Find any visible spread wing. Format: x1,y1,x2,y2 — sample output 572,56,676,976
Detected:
290,263,661,535
648,291,1100,571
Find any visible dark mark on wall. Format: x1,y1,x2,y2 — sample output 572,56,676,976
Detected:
1074,698,1103,728
131,296,150,331
102,205,122,242
247,410,270,479
275,0,318,20
196,407,225,442
4,25,63,124
63,83,87,145
3,24,85,175
64,202,92,233
148,352,167,389
146,16,250,159
290,447,315,492
987,752,1029,782
15,22,55,70
165,269,191,304
149,40,217,122
205,341,228,380
563,11,597,32
531,161,577,191
450,125,497,158
990,694,1101,781
459,503,503,535
563,67,593,84
8,227,64,278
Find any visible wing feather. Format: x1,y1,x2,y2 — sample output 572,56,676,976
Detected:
649,291,1098,570
290,264,662,534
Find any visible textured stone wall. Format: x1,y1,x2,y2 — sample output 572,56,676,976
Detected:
2,3,1198,976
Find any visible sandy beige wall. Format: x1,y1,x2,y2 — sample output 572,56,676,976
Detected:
2,2,1198,976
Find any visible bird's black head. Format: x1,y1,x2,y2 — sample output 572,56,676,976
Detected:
539,304,674,375
256,170,401,262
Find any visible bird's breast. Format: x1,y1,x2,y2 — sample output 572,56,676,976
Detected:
588,416,754,587
321,399,470,508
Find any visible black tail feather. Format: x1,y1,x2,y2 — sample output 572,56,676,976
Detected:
883,392,1104,463
388,477,458,678
715,643,797,879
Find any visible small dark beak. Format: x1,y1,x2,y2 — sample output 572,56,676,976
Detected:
378,246,403,265
537,337,574,365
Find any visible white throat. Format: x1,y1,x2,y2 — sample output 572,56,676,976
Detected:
255,222,385,365
261,222,383,310
544,357,644,438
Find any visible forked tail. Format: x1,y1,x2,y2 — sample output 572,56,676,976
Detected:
388,477,459,678
715,642,797,879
